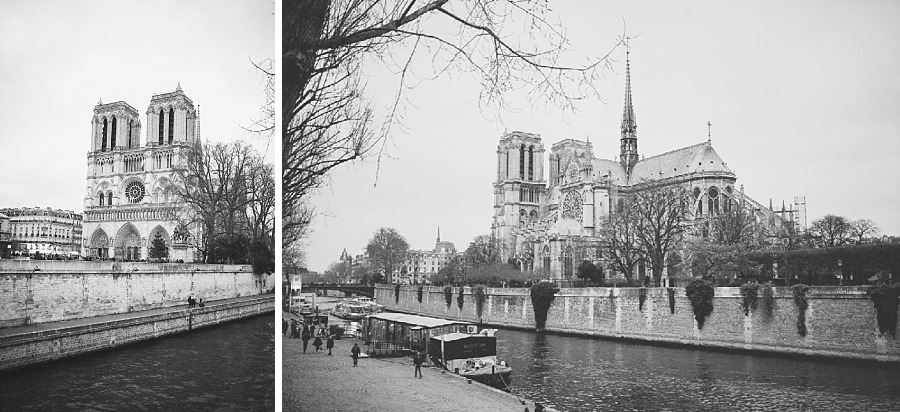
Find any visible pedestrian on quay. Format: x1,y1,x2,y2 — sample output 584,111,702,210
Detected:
302,327,311,353
290,319,299,339
326,335,334,356
187,295,194,308
282,319,288,336
351,343,361,367
313,335,323,353
413,351,423,378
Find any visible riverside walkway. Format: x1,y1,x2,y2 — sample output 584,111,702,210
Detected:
282,322,554,412
0,294,272,338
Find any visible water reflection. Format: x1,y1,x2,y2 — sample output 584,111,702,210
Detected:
497,328,900,411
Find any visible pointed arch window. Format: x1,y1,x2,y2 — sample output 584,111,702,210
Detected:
107,192,113,207
110,116,117,149
158,109,164,145
168,107,174,143
708,187,719,215
127,119,133,148
519,144,525,179
98,192,105,207
101,118,108,151
528,145,534,180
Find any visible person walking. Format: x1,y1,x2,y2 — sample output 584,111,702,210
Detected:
313,335,323,353
282,319,288,336
351,343,361,367
301,326,311,353
326,335,334,356
290,319,299,339
413,351,423,378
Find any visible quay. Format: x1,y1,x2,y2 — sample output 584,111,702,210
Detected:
282,302,554,412
0,294,275,372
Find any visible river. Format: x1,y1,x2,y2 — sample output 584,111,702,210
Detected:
0,314,275,411
495,328,900,411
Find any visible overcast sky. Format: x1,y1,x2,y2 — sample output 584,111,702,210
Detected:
0,0,276,213
304,0,900,273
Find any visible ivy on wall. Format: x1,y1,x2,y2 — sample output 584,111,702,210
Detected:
473,285,486,319
740,283,759,316
759,282,775,320
417,285,424,303
866,285,900,338
667,287,676,314
394,284,401,304
530,281,560,331
638,287,648,312
457,287,465,311
443,286,453,308
792,284,809,337
685,279,714,330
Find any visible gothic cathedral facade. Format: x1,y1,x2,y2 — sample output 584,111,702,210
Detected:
82,84,197,261
491,53,805,283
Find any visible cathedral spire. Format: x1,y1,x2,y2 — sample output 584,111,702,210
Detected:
620,45,639,175
436,225,441,243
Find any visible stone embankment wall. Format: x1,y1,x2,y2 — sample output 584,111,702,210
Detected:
0,261,273,327
0,295,274,372
376,285,900,363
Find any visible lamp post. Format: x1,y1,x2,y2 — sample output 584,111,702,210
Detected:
837,259,843,286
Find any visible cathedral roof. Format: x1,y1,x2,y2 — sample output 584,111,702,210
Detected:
591,158,628,185
627,141,733,184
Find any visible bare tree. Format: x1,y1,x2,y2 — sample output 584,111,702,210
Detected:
465,234,502,266
366,227,410,284
597,209,642,281
710,203,764,249
849,218,879,244
810,214,852,247
283,1,627,247
632,184,690,286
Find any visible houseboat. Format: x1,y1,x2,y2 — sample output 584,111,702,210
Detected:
362,312,471,357
428,329,513,390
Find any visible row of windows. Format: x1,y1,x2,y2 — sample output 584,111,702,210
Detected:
505,145,538,181
158,108,175,144
0,209,80,219
95,189,172,206
519,187,540,203
99,116,137,152
11,225,74,239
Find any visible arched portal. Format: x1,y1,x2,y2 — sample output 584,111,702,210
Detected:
115,223,142,261
89,228,110,259
147,225,170,260
542,245,551,278
564,245,575,279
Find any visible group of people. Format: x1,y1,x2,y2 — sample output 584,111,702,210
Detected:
285,319,335,355
186,295,204,308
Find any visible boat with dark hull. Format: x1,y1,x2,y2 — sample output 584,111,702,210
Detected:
428,330,513,390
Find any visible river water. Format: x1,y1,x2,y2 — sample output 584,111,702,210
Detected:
0,315,275,411
495,328,900,411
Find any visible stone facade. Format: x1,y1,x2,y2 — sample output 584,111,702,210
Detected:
377,285,900,363
491,53,808,282
0,207,82,256
82,84,198,261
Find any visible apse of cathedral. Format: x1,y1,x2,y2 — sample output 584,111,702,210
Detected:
491,52,806,281
82,84,197,261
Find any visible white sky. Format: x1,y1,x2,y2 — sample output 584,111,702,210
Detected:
304,0,900,272
0,0,276,212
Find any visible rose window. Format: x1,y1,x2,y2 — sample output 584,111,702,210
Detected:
125,181,145,203
562,191,582,222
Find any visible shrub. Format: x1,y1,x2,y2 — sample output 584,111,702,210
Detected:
638,287,648,312
667,287,676,314
416,285,424,303
443,286,453,308
394,284,401,304
866,285,900,338
457,287,465,311
685,279,715,330
792,284,809,336
473,285,486,319
740,283,759,316
530,281,560,331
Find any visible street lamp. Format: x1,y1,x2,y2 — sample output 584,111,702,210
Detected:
837,259,843,286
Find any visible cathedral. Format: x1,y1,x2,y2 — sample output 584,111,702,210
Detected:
491,52,806,283
82,84,198,261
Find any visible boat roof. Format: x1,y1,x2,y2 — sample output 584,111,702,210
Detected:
368,312,471,328
430,332,491,342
